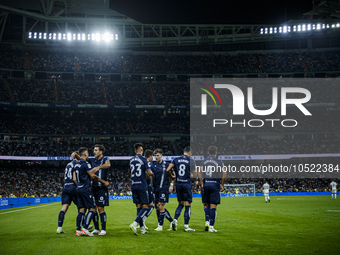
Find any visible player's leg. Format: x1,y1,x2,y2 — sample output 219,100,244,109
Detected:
201,187,210,231
92,188,100,233
183,186,194,232
268,192,270,202
76,207,86,236
57,203,69,233
335,191,337,200
130,189,149,235
81,190,97,236
155,202,166,230
209,204,217,232
98,206,107,235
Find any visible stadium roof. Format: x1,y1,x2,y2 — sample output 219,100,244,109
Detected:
0,0,340,49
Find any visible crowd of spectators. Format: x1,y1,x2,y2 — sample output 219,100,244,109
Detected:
1,49,340,74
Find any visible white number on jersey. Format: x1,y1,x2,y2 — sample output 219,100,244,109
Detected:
131,164,142,177
178,164,186,177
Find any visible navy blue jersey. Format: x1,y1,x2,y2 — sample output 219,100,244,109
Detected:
63,160,77,189
171,155,196,184
152,160,170,189
74,159,92,190
200,156,224,186
89,156,109,188
129,154,152,189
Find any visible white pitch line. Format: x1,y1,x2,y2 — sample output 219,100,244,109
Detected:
0,202,58,215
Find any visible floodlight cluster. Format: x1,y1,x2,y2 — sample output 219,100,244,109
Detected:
260,23,340,35
27,32,119,41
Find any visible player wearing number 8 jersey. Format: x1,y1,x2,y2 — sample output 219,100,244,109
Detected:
57,159,78,234
167,146,196,232
129,143,154,235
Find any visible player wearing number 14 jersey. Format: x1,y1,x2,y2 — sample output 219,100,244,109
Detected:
167,146,196,232
57,159,78,234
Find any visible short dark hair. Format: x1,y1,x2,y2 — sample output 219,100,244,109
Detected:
95,144,105,152
184,146,191,154
144,149,153,158
134,143,143,152
208,145,217,155
153,148,163,155
78,147,88,156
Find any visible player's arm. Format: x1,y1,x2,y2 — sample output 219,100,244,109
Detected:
221,165,227,191
166,163,174,177
72,171,77,186
99,159,111,169
197,166,204,188
87,171,109,187
71,151,80,160
146,169,154,178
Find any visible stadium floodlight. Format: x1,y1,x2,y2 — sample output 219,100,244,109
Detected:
91,34,95,40
77,34,81,40
49,33,52,40
298,25,301,32
58,33,62,40
337,23,340,27
115,34,119,40
67,33,71,41
63,34,66,40
33,32,37,39
288,26,291,32
332,24,335,28
307,24,311,31
293,26,296,32
111,34,114,40
43,33,47,39
283,26,287,33
28,32,32,39
316,24,321,30
326,24,329,28
103,32,110,42
73,34,76,40
265,28,268,34
88,34,91,40
53,33,56,40
82,34,86,41
269,27,273,34
312,24,316,30
95,33,101,41
322,24,325,29
302,24,306,31
274,27,277,33
39,32,42,39
279,26,282,33
260,28,263,34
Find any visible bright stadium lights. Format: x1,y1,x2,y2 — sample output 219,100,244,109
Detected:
27,32,119,42
95,33,101,41
260,22,339,36
103,33,110,42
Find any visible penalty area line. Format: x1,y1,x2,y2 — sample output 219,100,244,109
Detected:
0,202,58,215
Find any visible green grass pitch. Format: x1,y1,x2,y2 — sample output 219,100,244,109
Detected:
0,196,339,255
